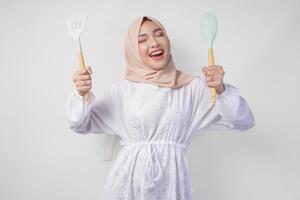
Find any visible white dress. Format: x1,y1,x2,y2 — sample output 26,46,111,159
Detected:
65,76,255,200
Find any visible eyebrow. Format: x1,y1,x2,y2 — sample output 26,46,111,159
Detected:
138,28,163,37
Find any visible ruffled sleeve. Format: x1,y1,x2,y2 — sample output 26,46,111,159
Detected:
65,83,122,135
188,77,255,134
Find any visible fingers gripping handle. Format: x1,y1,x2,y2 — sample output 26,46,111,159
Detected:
79,50,91,105
208,48,217,104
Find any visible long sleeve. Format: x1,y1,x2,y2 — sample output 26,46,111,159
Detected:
65,83,122,135
189,77,255,134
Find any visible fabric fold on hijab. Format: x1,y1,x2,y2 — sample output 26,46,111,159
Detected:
124,16,197,88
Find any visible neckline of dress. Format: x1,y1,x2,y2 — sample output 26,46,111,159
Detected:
123,77,200,90
125,79,165,90
143,83,160,89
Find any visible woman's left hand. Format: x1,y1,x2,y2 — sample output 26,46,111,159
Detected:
202,65,225,94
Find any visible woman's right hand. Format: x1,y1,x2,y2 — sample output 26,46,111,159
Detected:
73,66,93,96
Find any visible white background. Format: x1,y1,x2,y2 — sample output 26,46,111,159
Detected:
1,0,299,199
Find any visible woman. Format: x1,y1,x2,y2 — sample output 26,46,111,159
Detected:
66,16,255,200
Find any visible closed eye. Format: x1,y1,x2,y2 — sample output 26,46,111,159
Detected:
138,32,164,43
155,31,164,37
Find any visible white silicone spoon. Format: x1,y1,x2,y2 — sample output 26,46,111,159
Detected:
201,12,218,104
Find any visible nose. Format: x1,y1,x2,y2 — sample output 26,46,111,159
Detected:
149,36,159,48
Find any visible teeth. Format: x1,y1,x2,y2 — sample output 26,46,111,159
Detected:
150,50,163,56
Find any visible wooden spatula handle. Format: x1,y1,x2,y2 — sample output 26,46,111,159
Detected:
78,50,91,105
208,48,217,104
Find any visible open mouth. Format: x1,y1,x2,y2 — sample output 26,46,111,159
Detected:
149,50,164,60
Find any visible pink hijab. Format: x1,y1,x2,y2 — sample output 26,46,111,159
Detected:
124,16,197,88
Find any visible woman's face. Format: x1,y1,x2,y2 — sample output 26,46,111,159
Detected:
138,20,171,70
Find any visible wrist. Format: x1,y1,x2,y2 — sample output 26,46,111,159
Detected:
216,83,225,95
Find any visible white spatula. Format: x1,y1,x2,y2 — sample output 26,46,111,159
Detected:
66,14,91,104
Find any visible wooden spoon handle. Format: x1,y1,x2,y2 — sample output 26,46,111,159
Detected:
208,48,217,104
79,50,91,105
